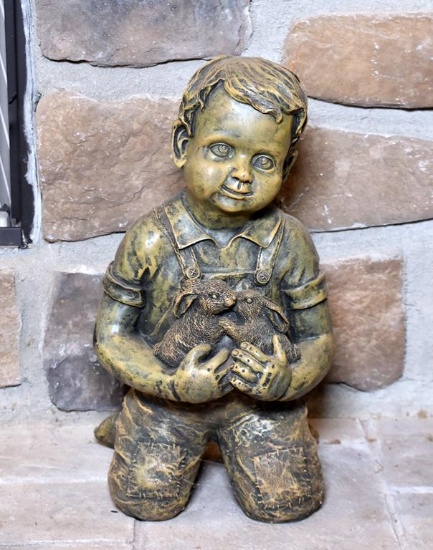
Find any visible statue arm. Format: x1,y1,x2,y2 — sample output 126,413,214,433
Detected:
94,294,178,398
279,301,334,401
279,333,334,401
276,219,334,401
93,214,189,397
95,292,232,403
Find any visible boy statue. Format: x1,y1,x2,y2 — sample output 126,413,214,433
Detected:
94,56,334,523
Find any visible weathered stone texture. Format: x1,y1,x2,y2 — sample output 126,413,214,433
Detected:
279,127,433,231
42,256,403,413
324,257,405,391
37,92,184,242
283,14,433,108
0,270,21,387
43,272,125,411
38,96,433,240
36,0,251,67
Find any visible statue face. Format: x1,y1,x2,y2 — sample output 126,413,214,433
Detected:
180,87,294,224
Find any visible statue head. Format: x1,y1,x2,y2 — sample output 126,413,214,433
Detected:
172,55,308,173
172,56,308,226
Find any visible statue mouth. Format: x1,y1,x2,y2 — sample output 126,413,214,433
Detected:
221,185,253,200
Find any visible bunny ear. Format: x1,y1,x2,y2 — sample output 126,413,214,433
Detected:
262,298,290,333
173,291,197,317
171,279,198,317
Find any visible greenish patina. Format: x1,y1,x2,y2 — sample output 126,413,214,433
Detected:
94,56,333,523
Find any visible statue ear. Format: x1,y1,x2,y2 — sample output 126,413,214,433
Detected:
282,150,298,182
172,122,189,168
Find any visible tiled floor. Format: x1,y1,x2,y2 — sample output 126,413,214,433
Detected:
0,414,432,549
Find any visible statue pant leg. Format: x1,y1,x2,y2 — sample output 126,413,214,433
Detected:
108,390,208,521
218,402,324,523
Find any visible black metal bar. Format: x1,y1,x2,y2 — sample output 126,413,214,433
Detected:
3,0,33,246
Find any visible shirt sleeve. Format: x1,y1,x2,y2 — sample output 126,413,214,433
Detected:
280,215,328,310
101,212,159,308
283,271,328,310
102,261,146,308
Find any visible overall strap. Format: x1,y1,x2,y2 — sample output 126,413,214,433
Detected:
255,220,284,286
154,206,201,280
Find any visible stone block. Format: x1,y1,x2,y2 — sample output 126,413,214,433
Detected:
0,420,112,483
363,418,433,488
0,481,134,546
392,493,433,549
0,417,133,546
42,261,404,403
0,270,21,387
43,272,125,411
283,13,433,108
279,127,433,231
324,257,405,391
309,418,365,445
36,0,251,67
38,96,433,240
8,546,133,550
37,92,184,242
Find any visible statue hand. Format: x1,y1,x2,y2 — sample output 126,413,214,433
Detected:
171,344,232,404
228,335,292,401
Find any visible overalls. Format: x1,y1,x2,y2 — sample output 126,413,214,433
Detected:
108,200,325,523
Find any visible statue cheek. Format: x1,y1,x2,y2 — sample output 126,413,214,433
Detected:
202,164,227,184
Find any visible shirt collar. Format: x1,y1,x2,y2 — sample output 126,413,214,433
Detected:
164,192,282,249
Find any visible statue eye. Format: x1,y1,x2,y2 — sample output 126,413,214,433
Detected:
209,143,232,158
253,155,275,171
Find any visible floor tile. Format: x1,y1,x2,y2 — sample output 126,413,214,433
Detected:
137,440,398,550
364,418,433,488
310,418,366,444
0,481,134,546
5,417,431,548
1,545,132,550
392,492,433,549
0,421,112,483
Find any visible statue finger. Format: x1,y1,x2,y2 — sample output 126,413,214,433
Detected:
231,361,258,383
227,372,255,393
207,350,230,375
228,373,264,398
185,344,212,363
239,341,268,363
272,335,287,362
231,348,264,373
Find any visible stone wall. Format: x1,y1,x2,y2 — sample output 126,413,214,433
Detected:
1,0,432,419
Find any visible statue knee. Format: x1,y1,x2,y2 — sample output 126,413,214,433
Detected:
234,466,325,523
110,492,188,521
108,474,189,521
107,450,194,521
232,445,325,523
239,486,324,523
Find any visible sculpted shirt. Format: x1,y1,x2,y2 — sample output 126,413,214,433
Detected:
103,192,328,347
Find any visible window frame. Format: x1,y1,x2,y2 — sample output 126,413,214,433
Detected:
1,0,33,247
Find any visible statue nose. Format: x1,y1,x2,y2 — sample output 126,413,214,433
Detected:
229,158,253,188
232,168,252,183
